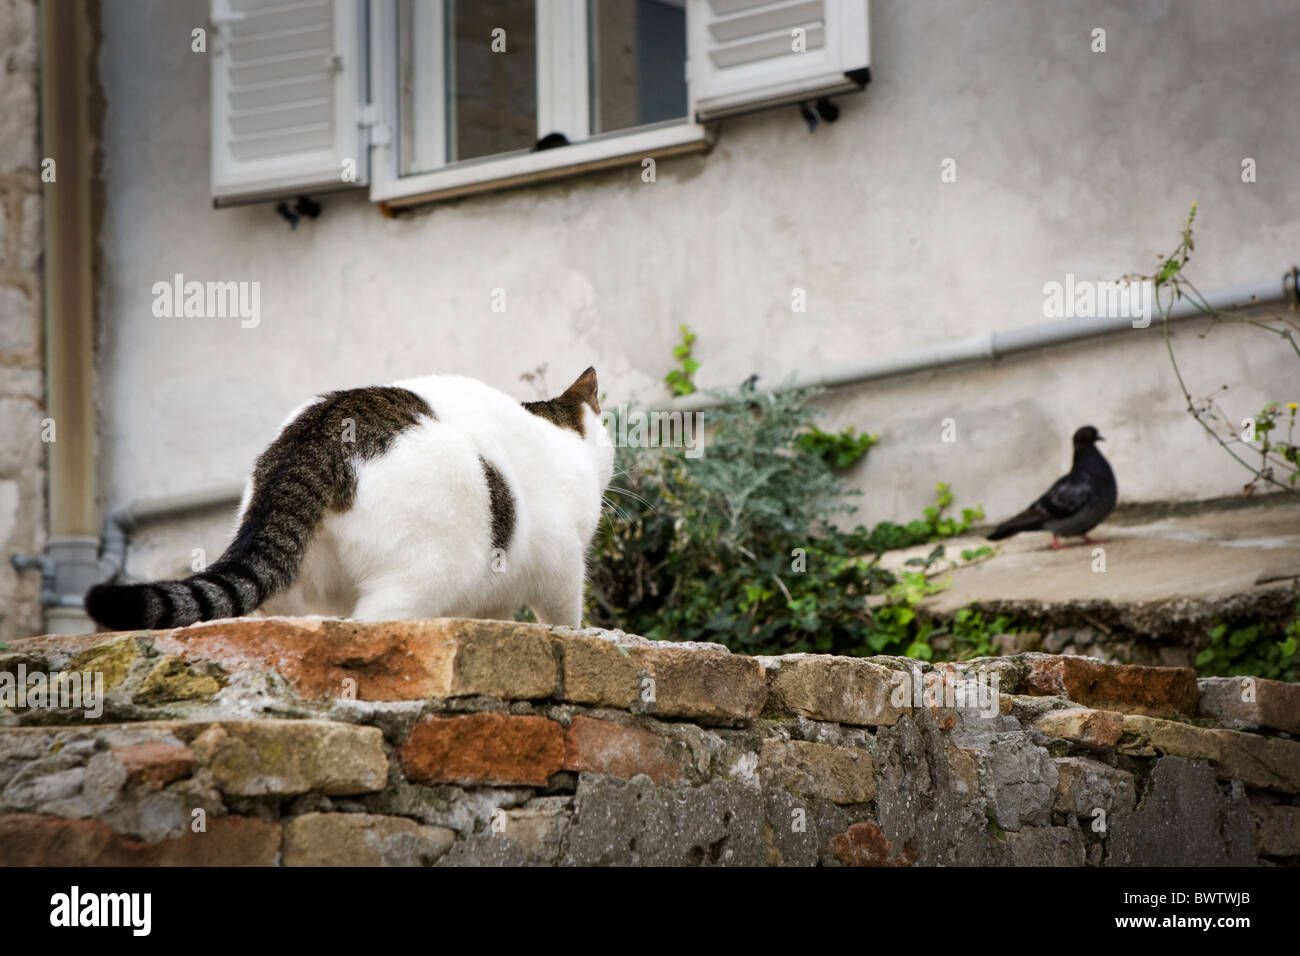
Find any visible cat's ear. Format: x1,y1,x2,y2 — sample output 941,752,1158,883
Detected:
563,366,599,413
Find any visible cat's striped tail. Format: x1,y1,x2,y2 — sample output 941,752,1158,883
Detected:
83,386,433,631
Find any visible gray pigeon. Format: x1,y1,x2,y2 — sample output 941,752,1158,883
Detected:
987,425,1117,549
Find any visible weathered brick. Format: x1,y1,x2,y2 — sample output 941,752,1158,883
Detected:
1023,655,1197,718
625,644,766,723
562,715,692,785
1052,756,1136,816
758,739,874,804
187,720,388,796
758,654,904,727
282,812,455,866
110,741,194,790
1253,805,1300,857
400,713,564,786
828,821,912,866
152,617,557,702
1198,676,1300,735
1120,715,1300,793
1034,707,1124,750
0,813,280,866
552,631,641,708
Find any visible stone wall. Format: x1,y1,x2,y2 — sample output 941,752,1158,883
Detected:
0,0,44,642
1,617,1297,866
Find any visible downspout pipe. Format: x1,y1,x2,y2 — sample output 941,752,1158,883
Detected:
661,271,1299,413
16,2,99,634
93,484,246,586
11,483,245,614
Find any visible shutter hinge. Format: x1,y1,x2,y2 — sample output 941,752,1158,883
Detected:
359,105,391,148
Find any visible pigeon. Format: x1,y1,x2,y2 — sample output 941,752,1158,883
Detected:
987,425,1117,549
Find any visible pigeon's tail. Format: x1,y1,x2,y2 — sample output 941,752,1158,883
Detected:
987,508,1044,541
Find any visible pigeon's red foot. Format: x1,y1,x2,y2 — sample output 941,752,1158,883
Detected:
1084,535,1106,545
1050,536,1065,550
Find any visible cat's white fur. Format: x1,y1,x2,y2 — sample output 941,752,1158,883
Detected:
243,374,614,627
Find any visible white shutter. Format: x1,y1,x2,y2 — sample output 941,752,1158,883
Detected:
687,0,870,122
210,0,369,205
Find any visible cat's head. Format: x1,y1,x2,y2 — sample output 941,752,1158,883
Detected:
523,367,615,487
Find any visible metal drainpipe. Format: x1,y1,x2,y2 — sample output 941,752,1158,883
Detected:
659,271,1299,413
93,484,245,586
11,3,100,635
6,5,244,632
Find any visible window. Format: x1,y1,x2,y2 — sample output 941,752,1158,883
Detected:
399,0,542,175
588,0,688,135
379,0,702,203
211,0,871,207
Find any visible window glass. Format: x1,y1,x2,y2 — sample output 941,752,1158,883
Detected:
446,0,538,162
589,0,687,135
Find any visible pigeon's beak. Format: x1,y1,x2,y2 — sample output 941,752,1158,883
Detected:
1095,435,1105,442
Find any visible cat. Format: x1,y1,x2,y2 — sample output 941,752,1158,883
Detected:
84,368,614,630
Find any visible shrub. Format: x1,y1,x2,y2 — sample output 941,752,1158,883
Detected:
587,387,985,657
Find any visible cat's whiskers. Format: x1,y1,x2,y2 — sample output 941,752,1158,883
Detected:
604,484,654,511
600,493,632,526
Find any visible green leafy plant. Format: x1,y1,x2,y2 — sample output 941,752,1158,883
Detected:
839,482,984,555
588,387,991,659
1250,401,1300,488
924,482,984,537
663,324,700,397
1194,601,1300,682
794,425,878,470
947,608,1020,660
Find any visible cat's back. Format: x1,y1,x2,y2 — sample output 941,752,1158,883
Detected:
392,373,531,438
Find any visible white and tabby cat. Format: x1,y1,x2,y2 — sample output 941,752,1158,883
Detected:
84,368,614,629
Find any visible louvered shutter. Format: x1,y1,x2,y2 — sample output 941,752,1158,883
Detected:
687,0,870,122
210,0,369,205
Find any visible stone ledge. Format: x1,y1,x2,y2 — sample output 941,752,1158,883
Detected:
6,618,767,724
2,617,1298,867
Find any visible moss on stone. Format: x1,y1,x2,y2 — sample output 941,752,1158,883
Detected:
133,656,224,704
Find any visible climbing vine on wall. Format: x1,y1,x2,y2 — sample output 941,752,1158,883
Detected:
1129,203,1300,493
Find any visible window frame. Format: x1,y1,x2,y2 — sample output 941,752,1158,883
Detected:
367,0,710,207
